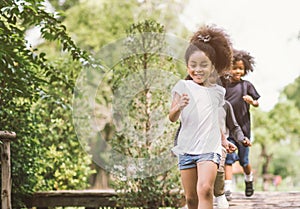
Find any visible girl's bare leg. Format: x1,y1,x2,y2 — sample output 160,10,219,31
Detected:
180,167,198,209
243,164,252,175
225,164,233,180
197,161,218,209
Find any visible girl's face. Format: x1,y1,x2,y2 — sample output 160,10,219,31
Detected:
187,50,214,86
230,60,245,82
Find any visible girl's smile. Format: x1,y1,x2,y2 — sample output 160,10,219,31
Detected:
230,60,245,82
187,50,214,86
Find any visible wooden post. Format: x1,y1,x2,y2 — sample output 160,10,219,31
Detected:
0,131,16,209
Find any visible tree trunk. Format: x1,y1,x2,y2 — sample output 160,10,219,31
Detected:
260,143,273,191
89,164,110,189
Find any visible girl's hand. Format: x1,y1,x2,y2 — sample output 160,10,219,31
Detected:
169,93,189,122
221,139,237,153
242,137,252,147
227,141,237,153
243,95,259,107
177,93,189,110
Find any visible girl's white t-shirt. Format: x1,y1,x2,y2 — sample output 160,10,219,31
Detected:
171,80,225,156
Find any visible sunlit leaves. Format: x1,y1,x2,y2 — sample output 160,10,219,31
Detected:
0,0,92,207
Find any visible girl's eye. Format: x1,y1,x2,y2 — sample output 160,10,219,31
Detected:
189,62,209,69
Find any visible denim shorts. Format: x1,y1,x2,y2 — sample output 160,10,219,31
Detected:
178,152,221,170
225,137,249,167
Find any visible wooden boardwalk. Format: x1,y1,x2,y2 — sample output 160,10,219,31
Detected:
213,191,300,209
28,190,300,208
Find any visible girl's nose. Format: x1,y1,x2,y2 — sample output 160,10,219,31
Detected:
195,66,202,72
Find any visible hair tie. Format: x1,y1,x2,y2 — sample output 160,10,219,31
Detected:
197,34,211,43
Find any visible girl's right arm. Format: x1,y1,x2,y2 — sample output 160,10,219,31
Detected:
169,92,189,122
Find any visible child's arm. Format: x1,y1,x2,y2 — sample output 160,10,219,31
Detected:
221,130,237,153
169,93,189,122
243,81,260,107
225,101,251,147
173,123,181,146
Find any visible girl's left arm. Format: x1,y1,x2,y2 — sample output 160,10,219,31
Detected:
243,95,259,107
244,81,260,107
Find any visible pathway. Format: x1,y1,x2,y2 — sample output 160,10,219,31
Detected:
214,191,300,209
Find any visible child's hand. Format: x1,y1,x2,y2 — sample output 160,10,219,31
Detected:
243,95,259,107
227,141,237,153
243,95,254,104
178,93,189,110
242,137,252,147
222,139,237,153
169,93,190,122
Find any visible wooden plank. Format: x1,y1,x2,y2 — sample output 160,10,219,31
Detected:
32,196,116,207
0,131,16,209
27,190,300,209
30,190,117,207
0,131,16,140
28,189,185,208
33,189,117,197
214,191,300,209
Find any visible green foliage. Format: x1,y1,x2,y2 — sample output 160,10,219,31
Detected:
282,76,300,110
112,167,182,209
61,0,188,196
269,145,299,178
1,0,189,207
63,0,136,52
63,0,188,52
108,20,182,208
31,57,95,191
132,0,189,34
269,101,300,137
48,0,80,11
252,76,300,188
0,0,93,207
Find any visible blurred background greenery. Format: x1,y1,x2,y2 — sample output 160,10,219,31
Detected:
1,0,300,208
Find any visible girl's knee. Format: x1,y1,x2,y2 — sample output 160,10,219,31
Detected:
198,184,213,198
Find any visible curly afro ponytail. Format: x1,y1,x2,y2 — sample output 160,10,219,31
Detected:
185,24,233,74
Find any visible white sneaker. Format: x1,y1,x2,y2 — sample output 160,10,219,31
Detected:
216,194,229,209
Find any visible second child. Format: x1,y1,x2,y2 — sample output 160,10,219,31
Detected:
223,49,260,200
